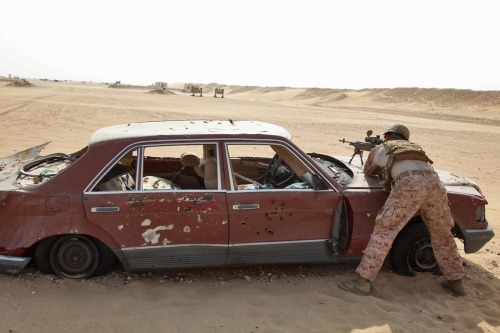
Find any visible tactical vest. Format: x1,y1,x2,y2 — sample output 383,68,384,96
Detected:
379,140,433,191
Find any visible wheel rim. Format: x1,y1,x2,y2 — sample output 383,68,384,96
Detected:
408,238,436,271
50,235,99,279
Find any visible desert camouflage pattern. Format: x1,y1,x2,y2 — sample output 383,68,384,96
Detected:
356,173,465,281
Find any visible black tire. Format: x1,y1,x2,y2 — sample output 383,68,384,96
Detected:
93,239,117,277
49,235,99,279
390,223,437,276
34,237,57,275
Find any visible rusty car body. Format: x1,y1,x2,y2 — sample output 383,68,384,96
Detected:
0,120,494,278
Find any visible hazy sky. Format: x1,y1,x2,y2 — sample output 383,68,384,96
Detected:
1,0,499,90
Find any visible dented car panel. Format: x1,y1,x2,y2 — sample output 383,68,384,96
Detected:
0,120,494,278
83,190,230,269
226,189,344,264
340,188,389,257
0,142,50,190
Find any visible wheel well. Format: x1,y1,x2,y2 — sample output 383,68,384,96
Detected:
400,215,460,236
31,234,120,277
31,234,117,256
391,218,436,276
405,215,424,228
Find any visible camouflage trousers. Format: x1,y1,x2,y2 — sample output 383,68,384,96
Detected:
356,174,465,281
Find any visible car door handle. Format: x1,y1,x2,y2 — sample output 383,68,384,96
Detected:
91,207,120,213
233,204,260,210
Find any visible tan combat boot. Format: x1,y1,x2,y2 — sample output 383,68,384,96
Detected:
441,279,466,296
338,274,371,296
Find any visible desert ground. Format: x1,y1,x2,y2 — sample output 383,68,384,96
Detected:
0,80,499,333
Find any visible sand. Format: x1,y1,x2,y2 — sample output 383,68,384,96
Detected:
0,81,499,333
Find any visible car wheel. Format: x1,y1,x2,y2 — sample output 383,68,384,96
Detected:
93,239,117,277
390,223,437,276
34,237,57,275
49,235,99,279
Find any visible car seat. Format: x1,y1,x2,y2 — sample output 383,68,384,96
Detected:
180,152,218,189
180,152,203,178
200,157,218,189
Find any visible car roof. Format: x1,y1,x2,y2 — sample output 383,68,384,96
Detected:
89,120,292,144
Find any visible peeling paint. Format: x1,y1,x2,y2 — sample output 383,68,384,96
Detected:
141,219,151,226
142,225,169,244
197,215,202,223
202,194,214,201
174,194,222,212
117,225,124,230
127,196,147,212
183,226,191,233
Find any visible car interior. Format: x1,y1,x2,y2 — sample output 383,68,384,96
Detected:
93,143,316,192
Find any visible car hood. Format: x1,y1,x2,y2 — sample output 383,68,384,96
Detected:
0,143,49,190
435,170,483,196
333,156,483,195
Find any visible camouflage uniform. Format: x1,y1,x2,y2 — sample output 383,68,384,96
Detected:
356,147,465,282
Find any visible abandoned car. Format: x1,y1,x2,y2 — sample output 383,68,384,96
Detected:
0,120,494,279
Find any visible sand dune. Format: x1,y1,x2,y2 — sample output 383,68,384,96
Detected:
0,80,499,333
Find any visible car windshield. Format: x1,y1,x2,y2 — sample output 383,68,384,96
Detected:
308,153,353,185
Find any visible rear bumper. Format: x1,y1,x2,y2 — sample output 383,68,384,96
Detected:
0,255,31,275
462,226,495,253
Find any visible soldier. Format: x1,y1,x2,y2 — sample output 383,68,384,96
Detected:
338,124,466,296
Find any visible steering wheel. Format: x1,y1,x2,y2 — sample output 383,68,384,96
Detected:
265,154,295,188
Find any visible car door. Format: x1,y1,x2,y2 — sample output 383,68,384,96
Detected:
83,143,229,270
223,142,344,265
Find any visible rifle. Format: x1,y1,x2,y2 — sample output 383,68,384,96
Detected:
339,130,384,165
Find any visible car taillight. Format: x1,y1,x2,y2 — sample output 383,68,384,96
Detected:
476,205,486,222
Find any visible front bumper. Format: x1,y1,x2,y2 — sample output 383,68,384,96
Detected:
0,254,31,275
462,226,495,253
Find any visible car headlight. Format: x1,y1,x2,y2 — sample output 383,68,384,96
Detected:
476,205,486,222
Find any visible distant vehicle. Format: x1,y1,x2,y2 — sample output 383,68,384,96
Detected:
0,120,494,278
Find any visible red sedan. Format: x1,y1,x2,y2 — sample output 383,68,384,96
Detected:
0,120,494,278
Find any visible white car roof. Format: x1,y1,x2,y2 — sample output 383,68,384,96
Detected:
90,120,292,144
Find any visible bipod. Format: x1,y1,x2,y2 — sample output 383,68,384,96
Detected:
348,147,364,165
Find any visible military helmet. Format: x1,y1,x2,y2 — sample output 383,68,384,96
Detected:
384,123,410,140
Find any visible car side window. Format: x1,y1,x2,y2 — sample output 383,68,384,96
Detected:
142,145,207,190
93,148,137,191
226,144,314,190
92,144,219,192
